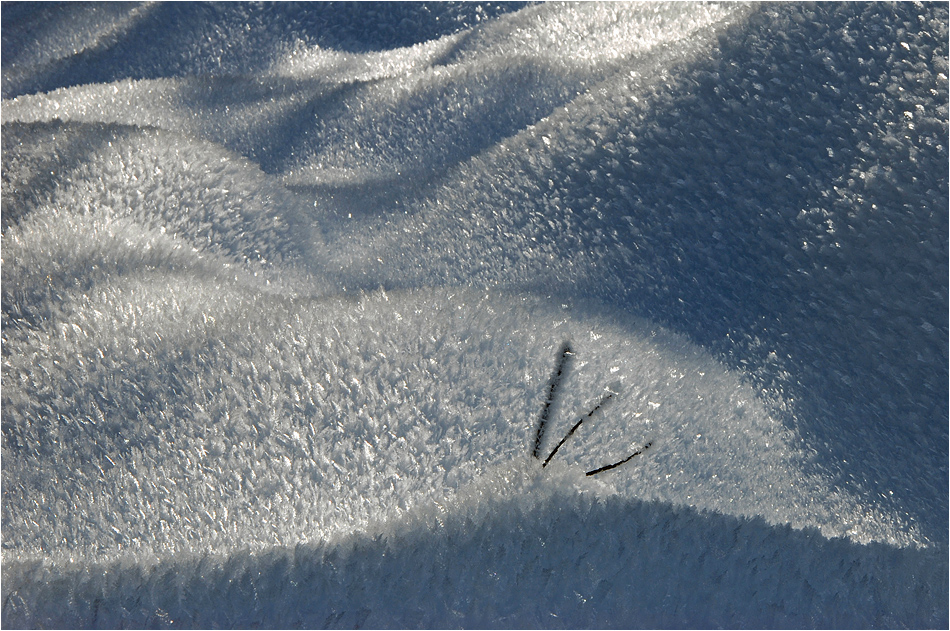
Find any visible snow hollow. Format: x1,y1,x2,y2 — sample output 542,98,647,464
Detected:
1,2,947,628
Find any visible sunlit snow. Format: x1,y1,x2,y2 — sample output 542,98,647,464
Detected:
2,2,947,628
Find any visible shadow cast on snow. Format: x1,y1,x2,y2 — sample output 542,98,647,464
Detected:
3,490,946,629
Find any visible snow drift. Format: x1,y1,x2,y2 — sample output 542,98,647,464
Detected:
2,2,947,628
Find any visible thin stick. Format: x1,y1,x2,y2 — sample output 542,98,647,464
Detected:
532,342,572,458
542,393,614,467
586,441,653,476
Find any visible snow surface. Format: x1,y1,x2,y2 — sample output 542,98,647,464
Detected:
1,1,947,628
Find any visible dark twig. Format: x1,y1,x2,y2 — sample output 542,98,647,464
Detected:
532,342,572,458
585,441,653,476
532,342,651,476
542,393,614,467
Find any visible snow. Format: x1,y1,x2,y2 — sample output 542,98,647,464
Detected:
2,1,947,628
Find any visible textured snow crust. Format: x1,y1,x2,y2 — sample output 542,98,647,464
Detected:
2,1,948,628
3,461,945,629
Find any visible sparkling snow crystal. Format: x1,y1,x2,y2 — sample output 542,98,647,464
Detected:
2,2,947,628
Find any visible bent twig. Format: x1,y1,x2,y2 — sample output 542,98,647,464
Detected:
585,441,653,476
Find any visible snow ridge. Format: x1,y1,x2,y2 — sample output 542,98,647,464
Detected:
2,1,946,627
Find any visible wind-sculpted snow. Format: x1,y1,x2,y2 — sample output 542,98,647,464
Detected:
4,464,945,628
2,2,947,628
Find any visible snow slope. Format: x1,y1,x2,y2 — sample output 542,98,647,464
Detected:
2,2,947,627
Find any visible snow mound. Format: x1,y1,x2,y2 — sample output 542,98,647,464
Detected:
4,461,946,628
2,1,947,628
